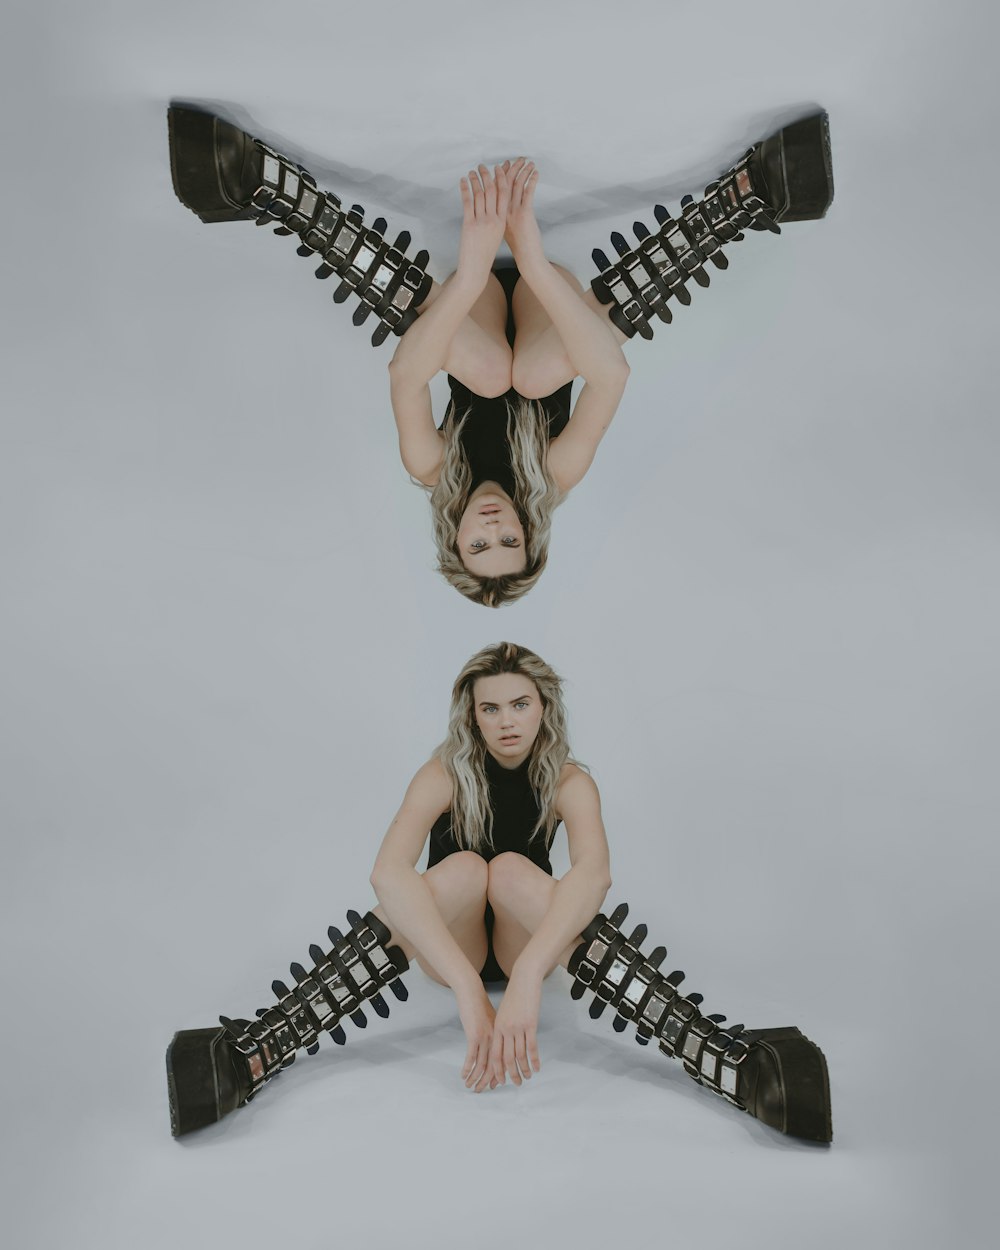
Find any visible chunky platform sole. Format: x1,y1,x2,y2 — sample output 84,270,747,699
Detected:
752,1026,832,1142
167,105,260,223
166,1026,234,1137
761,110,834,222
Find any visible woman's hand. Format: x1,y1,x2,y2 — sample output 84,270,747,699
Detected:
456,982,499,1092
502,158,544,267
489,968,542,1087
456,163,511,287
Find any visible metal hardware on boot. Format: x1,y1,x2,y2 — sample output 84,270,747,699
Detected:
165,908,410,1136
166,104,433,347
588,110,833,342
567,904,833,1142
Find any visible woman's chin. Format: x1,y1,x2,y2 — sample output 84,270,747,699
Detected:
489,740,528,767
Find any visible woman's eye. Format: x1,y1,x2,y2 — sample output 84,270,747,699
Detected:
484,705,498,713
514,701,528,709
471,540,486,550
501,536,517,546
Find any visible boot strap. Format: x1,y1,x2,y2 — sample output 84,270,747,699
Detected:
568,903,752,1110
247,140,432,348
590,149,778,340
222,910,408,1101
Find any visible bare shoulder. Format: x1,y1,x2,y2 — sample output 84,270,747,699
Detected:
554,764,610,871
404,756,454,812
555,763,601,812
389,373,446,485
546,375,629,493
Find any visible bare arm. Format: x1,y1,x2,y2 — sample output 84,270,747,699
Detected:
369,758,485,996
511,768,612,982
501,159,629,492
505,159,630,389
545,378,629,492
518,257,630,389
487,766,612,1086
388,375,443,485
387,270,487,390
387,162,511,390
388,164,514,483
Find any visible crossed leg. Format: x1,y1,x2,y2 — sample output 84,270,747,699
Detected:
370,850,580,988
511,263,632,399
416,274,512,398
416,263,631,401
486,851,581,977
371,850,490,986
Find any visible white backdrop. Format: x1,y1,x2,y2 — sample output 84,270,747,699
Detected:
2,1,997,1246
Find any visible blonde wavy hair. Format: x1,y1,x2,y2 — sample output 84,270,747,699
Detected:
423,397,564,608
434,641,586,855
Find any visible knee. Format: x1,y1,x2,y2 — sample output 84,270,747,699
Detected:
510,358,547,400
470,355,513,399
486,851,531,906
445,850,490,896
511,357,569,400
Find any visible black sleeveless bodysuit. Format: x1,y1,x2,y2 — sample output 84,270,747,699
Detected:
426,752,558,983
441,266,574,494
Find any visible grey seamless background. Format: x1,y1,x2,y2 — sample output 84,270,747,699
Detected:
2,0,997,1245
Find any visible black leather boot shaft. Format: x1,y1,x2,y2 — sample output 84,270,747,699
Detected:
167,104,433,346
591,111,833,340
166,909,409,1137
567,904,832,1142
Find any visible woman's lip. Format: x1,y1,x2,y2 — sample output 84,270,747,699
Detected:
479,505,501,514
499,735,520,744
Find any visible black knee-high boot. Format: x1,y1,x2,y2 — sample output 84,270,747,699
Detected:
166,910,409,1137
166,104,433,347
590,111,834,340
567,904,832,1142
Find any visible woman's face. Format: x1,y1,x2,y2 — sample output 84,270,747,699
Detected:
456,483,526,577
472,673,544,769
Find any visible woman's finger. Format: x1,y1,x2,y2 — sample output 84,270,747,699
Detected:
479,163,497,216
461,1039,478,1084
461,1038,476,1077
528,1029,541,1073
486,1035,504,1087
474,1044,492,1093
495,165,511,215
468,1033,492,1091
514,1032,531,1081
522,167,538,208
503,1034,522,1086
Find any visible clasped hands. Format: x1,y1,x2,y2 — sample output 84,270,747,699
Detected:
458,966,543,1094
456,157,545,284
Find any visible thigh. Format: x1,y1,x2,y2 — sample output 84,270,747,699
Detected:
466,271,509,339
487,854,559,979
415,853,490,986
438,271,512,396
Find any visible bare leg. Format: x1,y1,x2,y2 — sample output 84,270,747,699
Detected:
371,850,490,986
414,272,513,396
485,851,579,977
511,263,631,399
